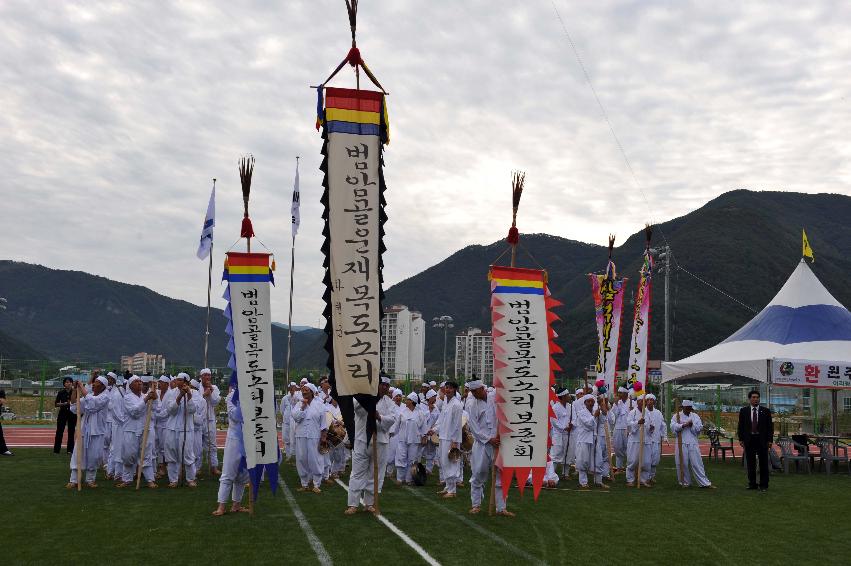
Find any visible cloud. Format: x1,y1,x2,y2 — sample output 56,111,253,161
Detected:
1,0,849,328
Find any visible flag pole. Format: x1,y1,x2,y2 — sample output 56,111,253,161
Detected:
203,179,216,369
74,381,83,492
285,158,299,387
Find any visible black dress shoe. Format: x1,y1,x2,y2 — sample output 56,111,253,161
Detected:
759,487,768,492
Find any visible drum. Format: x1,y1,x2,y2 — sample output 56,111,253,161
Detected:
461,423,474,452
429,432,440,445
327,421,347,447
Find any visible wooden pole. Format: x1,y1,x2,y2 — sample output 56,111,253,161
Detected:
372,435,380,515
675,399,684,485
602,397,614,474
179,396,188,486
136,393,154,489
75,388,83,492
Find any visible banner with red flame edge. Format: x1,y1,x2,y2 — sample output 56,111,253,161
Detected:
489,266,562,501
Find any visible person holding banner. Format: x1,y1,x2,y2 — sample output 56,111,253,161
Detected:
610,387,630,472
437,381,463,498
292,383,327,493
625,395,651,488
466,380,513,517
199,369,221,476
213,387,250,516
154,376,170,479
118,376,158,488
575,395,603,489
644,394,666,484
670,400,715,489
164,373,197,488
67,377,110,489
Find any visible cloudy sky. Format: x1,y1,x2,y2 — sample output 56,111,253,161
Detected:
2,1,849,326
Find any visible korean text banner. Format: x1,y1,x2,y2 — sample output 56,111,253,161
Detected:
320,87,387,397
223,252,278,470
590,274,626,393
627,253,653,385
491,266,561,500
772,359,851,389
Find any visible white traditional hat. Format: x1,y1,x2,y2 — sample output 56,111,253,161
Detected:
466,380,485,390
158,375,171,384
380,375,391,384
646,393,656,401
107,372,117,380
557,388,570,397
126,375,141,388
96,376,109,387
682,399,694,407
406,392,419,403
618,386,629,394
426,389,437,400
199,368,212,375
429,380,437,387
305,383,318,394
176,372,190,381
575,388,584,395
140,375,153,383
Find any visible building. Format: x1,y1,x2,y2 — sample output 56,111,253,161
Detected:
120,352,166,376
380,305,425,380
455,327,493,384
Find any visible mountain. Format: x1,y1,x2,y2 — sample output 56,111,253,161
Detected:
0,328,45,360
272,322,317,333
384,190,851,376
0,261,328,369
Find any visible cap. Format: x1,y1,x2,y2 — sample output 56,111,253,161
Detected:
682,399,694,407
199,368,211,376
466,380,485,390
96,376,109,387
426,389,437,400
406,392,419,403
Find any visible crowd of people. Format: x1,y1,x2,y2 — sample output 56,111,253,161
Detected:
61,371,723,518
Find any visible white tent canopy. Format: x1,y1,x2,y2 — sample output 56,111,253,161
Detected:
662,260,851,384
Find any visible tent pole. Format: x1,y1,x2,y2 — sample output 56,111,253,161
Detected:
765,360,771,411
831,389,838,437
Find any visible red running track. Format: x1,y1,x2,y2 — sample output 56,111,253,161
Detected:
4,426,715,456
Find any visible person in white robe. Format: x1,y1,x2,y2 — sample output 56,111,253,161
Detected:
385,389,403,478
625,395,652,487
345,377,395,514
671,399,714,488
154,376,170,478
199,369,221,476
466,380,512,516
67,376,110,488
119,376,158,487
291,383,327,492
164,373,197,487
212,387,251,516
395,393,424,485
422,390,440,475
106,372,127,479
609,387,631,472
279,382,298,460
643,394,666,482
437,381,463,498
544,388,572,487
575,395,608,489
189,379,207,479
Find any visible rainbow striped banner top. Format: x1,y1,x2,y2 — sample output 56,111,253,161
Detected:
491,266,545,295
223,252,274,284
318,87,389,143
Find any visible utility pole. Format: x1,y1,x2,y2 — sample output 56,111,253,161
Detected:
650,246,672,419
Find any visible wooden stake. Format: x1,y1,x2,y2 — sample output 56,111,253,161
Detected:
675,399,684,485
136,393,154,490
372,436,380,515
636,398,648,489
488,447,498,516
75,389,83,492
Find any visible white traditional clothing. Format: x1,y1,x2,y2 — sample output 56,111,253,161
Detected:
545,400,571,483
200,384,221,470
292,397,326,488
69,388,110,484
467,391,505,512
644,405,667,479
120,387,152,483
394,405,424,484
626,406,652,484
164,387,197,483
217,389,249,505
422,404,440,474
347,397,394,507
438,395,463,494
107,384,127,476
610,398,631,469
279,392,296,459
574,401,601,487
670,410,712,487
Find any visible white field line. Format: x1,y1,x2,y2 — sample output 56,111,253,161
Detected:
335,479,441,566
404,486,548,566
278,472,333,566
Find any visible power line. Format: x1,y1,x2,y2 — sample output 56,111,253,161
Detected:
550,1,757,314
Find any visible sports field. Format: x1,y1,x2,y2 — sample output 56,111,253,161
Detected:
3,447,849,565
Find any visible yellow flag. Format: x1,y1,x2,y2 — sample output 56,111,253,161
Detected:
802,229,814,262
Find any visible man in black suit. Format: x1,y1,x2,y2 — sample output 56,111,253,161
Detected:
738,390,773,491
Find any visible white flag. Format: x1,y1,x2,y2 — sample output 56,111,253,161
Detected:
196,182,215,259
291,161,300,238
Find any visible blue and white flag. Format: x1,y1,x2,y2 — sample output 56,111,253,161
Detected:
196,182,215,259
291,161,300,238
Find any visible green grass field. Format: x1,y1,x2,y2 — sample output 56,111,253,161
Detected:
3,448,850,565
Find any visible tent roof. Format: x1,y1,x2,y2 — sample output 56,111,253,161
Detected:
662,260,851,384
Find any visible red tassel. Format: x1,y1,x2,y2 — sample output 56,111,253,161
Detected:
346,46,362,66
240,217,255,238
506,226,520,245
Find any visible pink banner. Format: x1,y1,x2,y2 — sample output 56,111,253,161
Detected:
626,251,653,386
590,268,626,393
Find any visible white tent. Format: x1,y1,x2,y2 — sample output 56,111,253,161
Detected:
662,260,851,384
